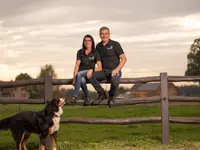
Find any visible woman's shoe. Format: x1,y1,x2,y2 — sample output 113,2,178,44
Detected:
83,96,90,106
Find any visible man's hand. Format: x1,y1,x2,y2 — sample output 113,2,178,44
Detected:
87,69,93,79
72,78,75,86
112,69,119,76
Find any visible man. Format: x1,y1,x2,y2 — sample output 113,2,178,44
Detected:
87,26,127,107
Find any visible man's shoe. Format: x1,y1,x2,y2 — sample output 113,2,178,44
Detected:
83,96,90,106
108,96,115,108
91,91,107,105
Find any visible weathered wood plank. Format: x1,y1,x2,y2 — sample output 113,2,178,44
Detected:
60,117,200,125
169,96,200,102
168,76,200,82
169,117,200,124
0,78,44,88
52,76,161,85
61,117,161,124
160,72,170,144
0,99,44,104
44,75,53,102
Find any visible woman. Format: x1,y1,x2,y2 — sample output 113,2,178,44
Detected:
72,34,102,106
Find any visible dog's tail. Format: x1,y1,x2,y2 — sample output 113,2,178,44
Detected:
0,117,11,130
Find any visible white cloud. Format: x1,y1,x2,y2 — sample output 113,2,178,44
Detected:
135,42,191,48
116,31,200,43
84,20,100,24
11,41,25,47
12,35,23,40
0,64,8,69
0,30,13,35
165,13,200,30
0,43,7,48
7,49,19,58
26,21,100,37
0,20,4,28
7,6,74,25
0,66,39,81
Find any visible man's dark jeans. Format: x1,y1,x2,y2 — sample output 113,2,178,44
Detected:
89,69,122,97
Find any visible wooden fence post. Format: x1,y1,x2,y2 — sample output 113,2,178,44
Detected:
44,75,53,102
160,72,170,144
44,75,53,149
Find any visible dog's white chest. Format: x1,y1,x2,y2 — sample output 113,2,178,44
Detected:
50,108,63,134
51,117,61,133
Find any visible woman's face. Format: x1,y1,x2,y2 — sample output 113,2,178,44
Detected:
84,37,92,49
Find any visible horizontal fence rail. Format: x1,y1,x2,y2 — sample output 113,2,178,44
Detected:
0,99,44,104
168,76,200,82
0,96,161,105
169,96,200,102
61,117,162,124
2,96,200,105
61,117,200,124
0,76,161,87
1,75,200,88
52,76,161,85
0,78,45,88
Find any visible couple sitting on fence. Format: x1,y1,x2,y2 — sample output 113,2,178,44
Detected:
71,26,127,107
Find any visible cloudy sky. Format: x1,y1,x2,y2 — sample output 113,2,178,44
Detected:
0,0,200,81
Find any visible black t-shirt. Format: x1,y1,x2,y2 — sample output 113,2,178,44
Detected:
77,49,101,71
96,39,124,69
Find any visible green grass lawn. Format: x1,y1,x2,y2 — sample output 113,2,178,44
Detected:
0,104,200,150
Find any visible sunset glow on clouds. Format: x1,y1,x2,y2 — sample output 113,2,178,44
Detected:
0,0,200,81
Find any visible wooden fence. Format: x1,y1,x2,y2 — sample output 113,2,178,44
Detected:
1,72,200,144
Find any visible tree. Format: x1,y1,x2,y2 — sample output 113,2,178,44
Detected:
15,73,32,81
177,85,200,96
15,73,32,93
118,86,130,94
38,64,57,79
15,73,40,99
185,38,200,76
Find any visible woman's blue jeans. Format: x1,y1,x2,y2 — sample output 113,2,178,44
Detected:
73,70,89,97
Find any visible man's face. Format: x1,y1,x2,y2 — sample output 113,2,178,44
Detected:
99,29,110,43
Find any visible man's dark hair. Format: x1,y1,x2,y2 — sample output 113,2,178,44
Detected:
82,34,95,51
99,26,110,32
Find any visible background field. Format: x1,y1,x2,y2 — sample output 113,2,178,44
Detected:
0,104,200,150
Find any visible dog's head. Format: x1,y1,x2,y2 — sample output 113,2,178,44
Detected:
45,98,66,116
